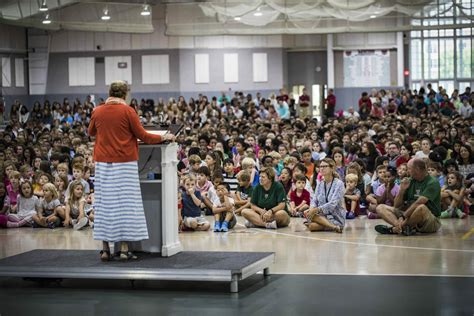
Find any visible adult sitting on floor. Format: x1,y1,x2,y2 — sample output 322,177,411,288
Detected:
375,158,441,236
304,158,345,233
241,167,290,229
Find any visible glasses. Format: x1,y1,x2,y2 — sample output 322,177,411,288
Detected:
319,165,330,168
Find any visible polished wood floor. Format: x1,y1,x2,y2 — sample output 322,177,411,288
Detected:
1,216,472,277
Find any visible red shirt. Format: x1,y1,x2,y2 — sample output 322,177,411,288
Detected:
358,97,372,113
88,101,163,162
396,155,409,167
290,189,310,206
277,94,289,103
299,94,310,107
326,94,336,108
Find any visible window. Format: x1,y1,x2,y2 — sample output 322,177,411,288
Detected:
292,85,304,104
439,39,454,78
423,39,439,80
410,40,422,80
410,0,473,91
439,80,454,95
412,82,421,92
459,82,471,93
457,38,472,78
312,84,321,117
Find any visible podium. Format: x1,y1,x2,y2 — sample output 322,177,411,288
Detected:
126,142,182,257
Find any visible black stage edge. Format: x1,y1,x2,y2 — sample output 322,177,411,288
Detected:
0,250,275,293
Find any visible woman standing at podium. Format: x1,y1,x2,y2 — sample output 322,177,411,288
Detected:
88,80,175,261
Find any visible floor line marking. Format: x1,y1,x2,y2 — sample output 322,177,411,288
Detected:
262,272,474,278
247,227,474,253
461,228,474,240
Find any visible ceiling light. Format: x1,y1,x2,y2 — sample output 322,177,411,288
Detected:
101,9,111,21
234,16,241,21
42,13,51,24
141,5,151,16
254,7,262,17
39,0,48,12
370,15,377,18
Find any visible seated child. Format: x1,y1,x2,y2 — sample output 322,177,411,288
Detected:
57,162,73,182
396,163,408,185
64,180,89,230
241,157,259,187
440,171,466,219
65,163,90,198
212,183,236,232
33,171,51,198
366,166,400,219
19,165,32,183
234,170,254,215
187,154,202,177
195,166,218,215
289,174,310,217
291,163,313,197
371,165,387,194
180,174,210,231
54,174,69,205
344,173,361,219
4,171,20,214
223,158,239,193
428,161,445,187
32,183,65,229
5,180,37,228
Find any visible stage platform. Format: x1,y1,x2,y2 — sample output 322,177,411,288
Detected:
0,250,274,293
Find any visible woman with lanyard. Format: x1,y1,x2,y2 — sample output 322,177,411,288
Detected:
304,158,346,233
241,167,290,229
89,80,176,261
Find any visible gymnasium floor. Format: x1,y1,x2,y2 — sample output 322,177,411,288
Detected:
0,216,473,315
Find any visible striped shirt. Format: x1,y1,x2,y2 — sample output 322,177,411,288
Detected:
223,173,239,192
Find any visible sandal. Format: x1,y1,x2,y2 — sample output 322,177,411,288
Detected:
100,250,111,262
119,251,138,261
333,225,343,234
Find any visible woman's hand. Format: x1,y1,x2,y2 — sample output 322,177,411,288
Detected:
304,208,318,220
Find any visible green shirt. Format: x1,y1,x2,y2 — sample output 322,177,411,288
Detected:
251,181,287,211
404,175,441,217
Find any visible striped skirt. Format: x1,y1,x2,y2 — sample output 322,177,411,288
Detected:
93,161,149,242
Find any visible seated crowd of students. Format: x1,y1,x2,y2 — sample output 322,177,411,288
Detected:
0,85,473,236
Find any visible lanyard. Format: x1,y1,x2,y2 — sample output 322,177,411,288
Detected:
324,179,334,204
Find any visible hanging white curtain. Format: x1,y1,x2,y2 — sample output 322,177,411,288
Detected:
166,0,440,36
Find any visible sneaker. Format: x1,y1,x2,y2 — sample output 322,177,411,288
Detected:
455,208,466,219
265,220,277,229
47,222,56,229
367,212,379,219
440,210,452,219
74,217,89,230
32,222,39,228
213,221,221,232
346,211,356,219
89,221,94,228
244,220,256,228
375,224,396,235
221,221,229,232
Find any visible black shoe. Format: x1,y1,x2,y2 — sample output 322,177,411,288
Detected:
375,225,396,235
